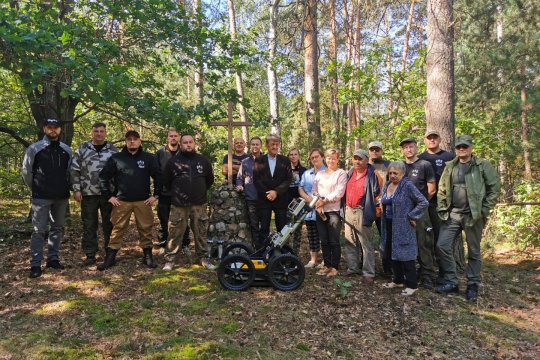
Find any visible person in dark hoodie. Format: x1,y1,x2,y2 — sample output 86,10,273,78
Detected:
342,149,382,283
97,130,161,271
22,118,72,278
162,134,214,270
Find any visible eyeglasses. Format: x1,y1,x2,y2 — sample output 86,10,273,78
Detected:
455,145,470,150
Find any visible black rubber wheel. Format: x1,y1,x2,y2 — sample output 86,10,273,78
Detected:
266,253,305,291
222,242,254,258
217,254,255,291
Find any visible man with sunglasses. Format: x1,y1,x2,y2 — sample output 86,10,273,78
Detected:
435,135,500,301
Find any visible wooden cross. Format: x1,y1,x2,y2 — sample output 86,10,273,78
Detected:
210,102,253,185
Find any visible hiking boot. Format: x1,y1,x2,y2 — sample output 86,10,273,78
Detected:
46,260,65,270
29,266,42,278
466,284,478,302
83,256,96,266
421,279,434,290
142,248,157,269
435,283,459,294
97,248,117,271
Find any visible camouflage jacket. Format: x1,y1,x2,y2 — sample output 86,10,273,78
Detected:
70,141,118,195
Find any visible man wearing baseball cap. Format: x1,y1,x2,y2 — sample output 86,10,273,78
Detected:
400,137,437,289
342,149,382,283
98,130,161,271
419,129,455,281
435,135,500,301
22,118,72,278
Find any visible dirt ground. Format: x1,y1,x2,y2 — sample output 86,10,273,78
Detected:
0,209,538,359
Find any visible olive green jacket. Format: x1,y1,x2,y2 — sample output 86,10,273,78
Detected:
437,156,500,226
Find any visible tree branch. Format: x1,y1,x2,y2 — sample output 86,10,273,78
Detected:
0,125,30,148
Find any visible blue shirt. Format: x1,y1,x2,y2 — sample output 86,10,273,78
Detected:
268,155,277,177
299,166,327,221
236,155,258,201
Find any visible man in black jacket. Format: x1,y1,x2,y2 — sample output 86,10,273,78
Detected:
22,118,72,278
162,134,214,270
253,134,292,249
97,130,161,271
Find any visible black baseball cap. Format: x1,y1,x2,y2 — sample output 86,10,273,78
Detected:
125,130,141,139
44,118,61,127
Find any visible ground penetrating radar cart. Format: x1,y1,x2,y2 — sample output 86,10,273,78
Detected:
215,195,320,291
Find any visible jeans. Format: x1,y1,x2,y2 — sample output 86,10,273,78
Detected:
30,198,68,267
316,211,342,269
81,195,113,257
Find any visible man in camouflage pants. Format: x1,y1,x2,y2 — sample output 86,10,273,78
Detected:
71,122,118,265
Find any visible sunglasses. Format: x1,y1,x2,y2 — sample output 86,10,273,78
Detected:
455,145,470,150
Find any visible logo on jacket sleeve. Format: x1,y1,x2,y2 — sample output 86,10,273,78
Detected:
137,160,145,169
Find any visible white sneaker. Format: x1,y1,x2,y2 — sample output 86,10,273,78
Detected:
315,261,325,269
162,262,174,271
401,288,418,296
383,282,404,289
304,261,317,268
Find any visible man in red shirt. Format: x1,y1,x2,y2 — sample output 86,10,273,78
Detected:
343,149,382,283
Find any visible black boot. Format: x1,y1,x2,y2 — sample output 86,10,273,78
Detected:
97,248,117,271
142,247,157,268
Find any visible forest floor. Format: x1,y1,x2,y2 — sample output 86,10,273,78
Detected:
0,199,538,360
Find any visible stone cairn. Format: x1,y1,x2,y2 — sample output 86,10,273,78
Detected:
207,184,252,244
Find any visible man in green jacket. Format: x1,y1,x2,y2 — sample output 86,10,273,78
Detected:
435,135,500,301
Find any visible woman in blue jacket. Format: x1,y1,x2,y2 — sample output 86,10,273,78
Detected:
380,161,428,296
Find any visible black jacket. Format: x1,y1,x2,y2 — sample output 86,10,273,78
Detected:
163,151,214,206
253,154,292,209
99,147,161,201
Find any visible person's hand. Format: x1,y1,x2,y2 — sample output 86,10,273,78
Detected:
73,191,82,202
266,190,278,201
409,219,417,227
316,199,326,209
108,196,121,207
236,185,243,193
144,196,157,206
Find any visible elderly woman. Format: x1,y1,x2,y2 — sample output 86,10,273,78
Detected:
312,148,348,277
381,161,428,295
298,148,326,268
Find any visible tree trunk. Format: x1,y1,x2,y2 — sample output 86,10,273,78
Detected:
328,0,339,144
227,0,249,141
303,0,322,149
385,8,393,119
426,0,455,151
353,0,361,150
520,66,532,182
267,0,281,137
192,0,204,106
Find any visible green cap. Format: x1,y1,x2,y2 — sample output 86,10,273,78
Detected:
455,135,473,147
399,138,417,147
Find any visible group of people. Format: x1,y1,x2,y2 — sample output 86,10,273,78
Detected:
22,121,214,278
22,119,500,302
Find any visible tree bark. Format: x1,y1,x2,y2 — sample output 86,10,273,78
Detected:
303,0,322,149
192,0,204,106
228,0,249,141
520,66,532,182
267,0,281,137
352,0,361,150
328,0,339,144
385,8,393,119
426,0,455,151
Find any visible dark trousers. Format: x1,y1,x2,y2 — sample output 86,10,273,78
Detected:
386,219,417,288
315,211,342,269
157,195,190,246
81,195,113,257
245,200,260,247
258,206,287,250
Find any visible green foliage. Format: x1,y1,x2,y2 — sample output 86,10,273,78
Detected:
487,182,540,251
334,278,352,299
